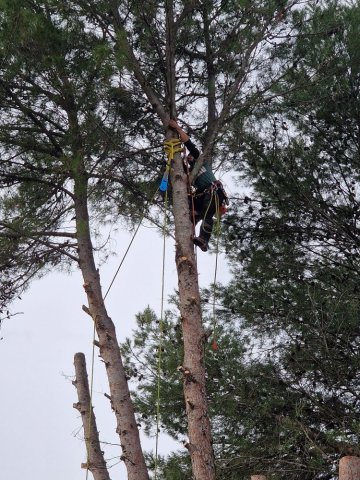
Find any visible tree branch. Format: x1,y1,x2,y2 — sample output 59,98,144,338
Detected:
110,0,169,124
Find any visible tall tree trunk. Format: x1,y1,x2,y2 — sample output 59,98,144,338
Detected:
73,352,111,480
169,132,217,480
164,2,216,477
72,152,149,480
109,1,217,478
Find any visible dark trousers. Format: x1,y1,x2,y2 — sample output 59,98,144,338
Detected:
190,189,224,243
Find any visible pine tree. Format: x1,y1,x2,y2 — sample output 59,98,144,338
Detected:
120,3,360,479
0,2,155,478
102,2,319,477
219,2,360,476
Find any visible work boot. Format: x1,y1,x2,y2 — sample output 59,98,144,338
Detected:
193,236,208,252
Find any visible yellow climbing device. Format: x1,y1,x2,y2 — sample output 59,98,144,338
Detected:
160,139,183,191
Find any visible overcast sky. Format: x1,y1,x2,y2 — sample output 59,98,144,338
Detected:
0,221,230,479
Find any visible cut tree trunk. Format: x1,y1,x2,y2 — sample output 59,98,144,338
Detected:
73,352,111,480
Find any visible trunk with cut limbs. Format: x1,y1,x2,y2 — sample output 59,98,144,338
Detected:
72,150,149,480
169,132,216,480
73,352,111,480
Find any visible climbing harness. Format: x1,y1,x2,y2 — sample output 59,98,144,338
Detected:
188,178,227,350
193,181,229,212
189,181,229,243
160,138,183,191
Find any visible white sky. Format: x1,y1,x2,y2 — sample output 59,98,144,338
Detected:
0,223,230,479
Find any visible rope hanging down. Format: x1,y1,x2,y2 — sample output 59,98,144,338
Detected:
211,193,221,351
84,183,165,478
154,137,183,478
84,135,223,478
85,139,182,479
154,183,169,480
84,186,160,480
191,187,222,350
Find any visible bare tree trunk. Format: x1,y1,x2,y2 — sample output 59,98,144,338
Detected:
169,135,216,480
73,352,111,480
68,102,148,480
73,182,149,480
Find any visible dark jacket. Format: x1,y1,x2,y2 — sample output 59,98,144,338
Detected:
184,139,216,192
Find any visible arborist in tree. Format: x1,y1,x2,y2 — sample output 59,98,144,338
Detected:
169,119,228,252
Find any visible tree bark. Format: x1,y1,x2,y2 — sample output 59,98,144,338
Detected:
73,173,149,480
164,1,216,477
67,97,148,480
339,456,360,480
73,352,111,480
169,131,216,480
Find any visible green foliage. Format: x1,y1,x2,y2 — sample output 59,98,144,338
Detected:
0,0,318,310
122,307,186,439
144,451,191,480
1,1,356,476
123,303,343,479
216,1,360,477
0,0,168,309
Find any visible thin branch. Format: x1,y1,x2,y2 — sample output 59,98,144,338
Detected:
110,0,169,124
